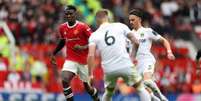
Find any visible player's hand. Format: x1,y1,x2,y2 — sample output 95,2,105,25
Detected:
89,75,94,85
167,52,175,60
129,55,138,65
133,59,138,65
73,44,86,51
50,54,56,65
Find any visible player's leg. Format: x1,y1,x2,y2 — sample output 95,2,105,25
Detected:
142,63,168,101
61,71,75,101
136,61,162,101
102,74,116,101
61,60,78,101
78,64,99,101
83,82,99,101
145,85,161,101
126,67,151,101
102,86,115,101
143,72,168,101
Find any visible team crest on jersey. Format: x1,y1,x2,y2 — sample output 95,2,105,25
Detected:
140,33,144,37
74,30,79,35
139,39,146,43
64,31,67,35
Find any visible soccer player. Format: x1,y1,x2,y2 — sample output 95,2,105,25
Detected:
88,9,151,101
50,5,99,101
129,9,175,101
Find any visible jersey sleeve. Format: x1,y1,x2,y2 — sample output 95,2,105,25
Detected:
148,28,162,41
89,33,98,46
122,23,132,36
196,49,201,61
83,24,92,38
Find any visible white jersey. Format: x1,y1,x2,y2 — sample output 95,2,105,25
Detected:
133,27,162,62
89,23,133,73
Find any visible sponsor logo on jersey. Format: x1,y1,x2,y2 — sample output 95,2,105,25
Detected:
140,33,144,37
139,39,146,43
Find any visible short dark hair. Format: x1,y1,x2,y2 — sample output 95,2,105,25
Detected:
64,5,77,12
129,9,143,19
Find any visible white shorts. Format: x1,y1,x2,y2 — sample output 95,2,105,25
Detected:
136,60,155,75
62,60,89,82
104,67,141,89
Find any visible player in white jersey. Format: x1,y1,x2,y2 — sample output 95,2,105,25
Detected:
129,9,175,101
87,9,151,101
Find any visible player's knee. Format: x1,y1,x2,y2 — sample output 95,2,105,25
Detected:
143,72,152,80
61,71,75,84
61,76,71,84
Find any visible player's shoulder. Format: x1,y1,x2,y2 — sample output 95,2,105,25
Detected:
77,21,92,31
140,27,153,32
113,22,128,27
58,22,67,30
89,31,99,41
138,27,154,35
111,23,130,31
91,30,99,36
59,22,67,28
91,29,101,39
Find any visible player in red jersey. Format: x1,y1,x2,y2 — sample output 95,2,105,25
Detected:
51,5,99,101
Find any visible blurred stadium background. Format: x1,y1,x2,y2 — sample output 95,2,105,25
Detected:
0,0,201,101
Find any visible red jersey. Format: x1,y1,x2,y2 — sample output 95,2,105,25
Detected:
59,21,92,64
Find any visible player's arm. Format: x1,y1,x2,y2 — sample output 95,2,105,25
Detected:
51,38,65,64
73,44,88,50
196,50,201,69
87,43,97,76
150,29,175,60
51,25,66,64
127,32,139,60
53,38,65,55
158,36,175,60
50,38,65,79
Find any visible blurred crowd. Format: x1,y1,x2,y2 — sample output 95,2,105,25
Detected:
0,0,201,94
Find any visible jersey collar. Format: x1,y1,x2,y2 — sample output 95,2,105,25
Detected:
99,22,109,28
137,26,144,32
66,20,78,28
